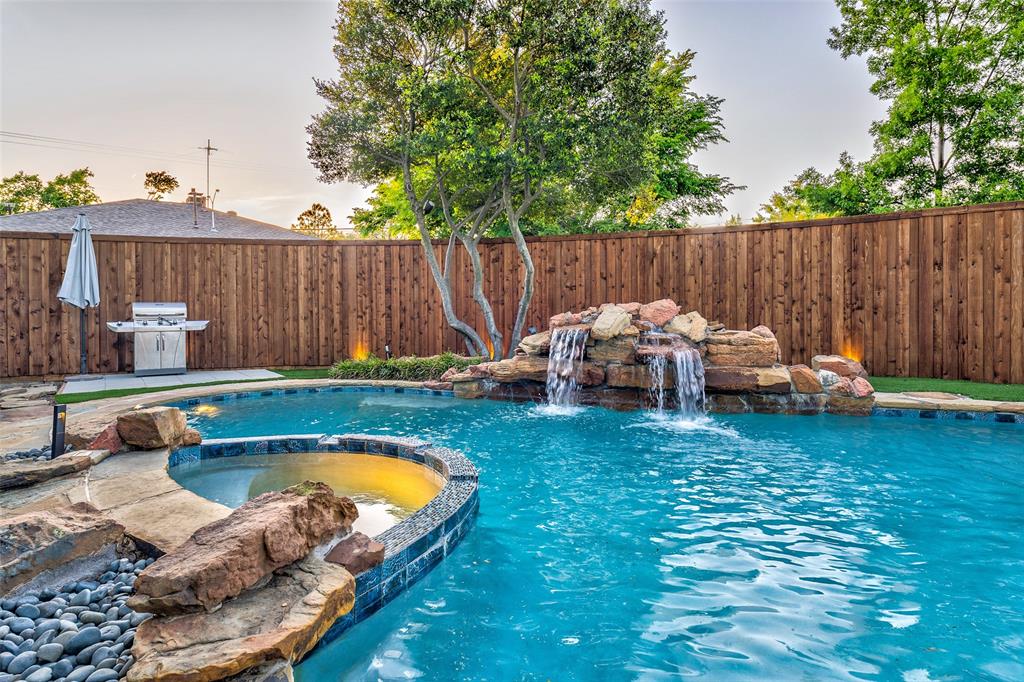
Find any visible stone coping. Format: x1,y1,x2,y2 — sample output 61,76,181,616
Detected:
166,432,479,652
873,392,1024,424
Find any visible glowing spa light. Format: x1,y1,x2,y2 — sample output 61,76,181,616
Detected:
193,404,221,417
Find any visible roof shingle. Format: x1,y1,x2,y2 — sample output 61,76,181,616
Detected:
0,199,318,241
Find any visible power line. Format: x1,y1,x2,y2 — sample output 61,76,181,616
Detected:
0,131,311,175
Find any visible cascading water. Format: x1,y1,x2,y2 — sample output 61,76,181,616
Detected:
644,342,706,419
545,327,589,410
671,346,705,417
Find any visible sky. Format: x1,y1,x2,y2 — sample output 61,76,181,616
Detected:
0,0,887,229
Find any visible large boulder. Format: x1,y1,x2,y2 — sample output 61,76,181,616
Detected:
516,330,552,357
587,336,637,364
851,376,875,398
664,311,708,343
0,450,107,491
129,481,357,615
549,312,582,328
116,406,189,449
590,306,631,341
1,503,124,594
88,422,124,454
811,354,868,379
128,556,354,682
324,532,384,576
480,356,549,383
606,364,660,389
789,364,824,394
639,299,680,327
755,366,793,394
703,366,759,393
705,330,780,367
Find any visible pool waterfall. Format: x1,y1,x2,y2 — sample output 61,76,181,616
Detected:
545,326,589,409
644,342,706,419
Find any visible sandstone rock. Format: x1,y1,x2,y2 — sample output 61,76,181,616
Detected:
324,532,384,576
0,504,124,595
516,330,551,357
182,428,202,446
827,394,874,416
706,394,749,414
129,482,357,615
422,381,454,391
789,364,824,394
664,311,708,343
128,556,354,682
439,367,459,382
703,366,758,393
549,312,581,328
606,364,659,389
452,379,485,399
590,306,631,341
480,356,549,383
617,302,642,315
817,369,841,388
621,325,641,337
705,330,780,367
755,366,792,394
116,407,188,449
574,363,606,386
851,376,875,398
587,337,637,364
87,423,123,455
639,299,680,327
811,354,868,379
0,451,98,491
750,325,776,340
827,377,856,396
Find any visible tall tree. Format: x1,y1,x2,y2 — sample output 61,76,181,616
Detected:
0,172,45,213
144,171,180,200
309,0,724,356
292,202,344,239
41,168,100,208
830,0,1024,205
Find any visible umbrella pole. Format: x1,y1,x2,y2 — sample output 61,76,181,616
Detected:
80,307,87,375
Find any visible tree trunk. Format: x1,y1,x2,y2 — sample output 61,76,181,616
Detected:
505,201,536,352
458,234,504,359
402,169,488,357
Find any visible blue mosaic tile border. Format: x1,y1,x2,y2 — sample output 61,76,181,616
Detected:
166,383,455,411
165,431,479,652
873,406,1024,425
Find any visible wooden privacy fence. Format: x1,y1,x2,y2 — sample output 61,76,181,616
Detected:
1,201,1022,382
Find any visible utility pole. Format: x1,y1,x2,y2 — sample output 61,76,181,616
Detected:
197,139,218,199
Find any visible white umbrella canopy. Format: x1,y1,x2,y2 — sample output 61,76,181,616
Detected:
58,213,101,373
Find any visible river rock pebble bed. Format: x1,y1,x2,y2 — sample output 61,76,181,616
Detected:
0,557,153,682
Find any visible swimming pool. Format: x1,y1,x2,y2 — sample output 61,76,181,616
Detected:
178,390,1024,680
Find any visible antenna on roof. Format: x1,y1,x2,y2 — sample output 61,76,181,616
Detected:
187,187,201,227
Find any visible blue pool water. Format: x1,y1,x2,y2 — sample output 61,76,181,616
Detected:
180,391,1024,681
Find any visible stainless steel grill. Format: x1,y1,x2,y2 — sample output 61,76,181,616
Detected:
106,302,209,376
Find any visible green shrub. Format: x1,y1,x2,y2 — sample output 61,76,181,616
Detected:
328,351,483,382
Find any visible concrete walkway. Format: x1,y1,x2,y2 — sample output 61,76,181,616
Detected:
60,368,283,395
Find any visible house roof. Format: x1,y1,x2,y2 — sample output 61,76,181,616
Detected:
0,199,318,241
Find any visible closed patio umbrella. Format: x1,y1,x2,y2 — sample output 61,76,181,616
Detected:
57,213,101,374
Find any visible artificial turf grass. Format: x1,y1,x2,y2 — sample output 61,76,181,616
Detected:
869,376,1024,403
53,367,331,404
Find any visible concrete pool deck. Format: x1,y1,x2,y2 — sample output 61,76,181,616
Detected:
59,368,284,394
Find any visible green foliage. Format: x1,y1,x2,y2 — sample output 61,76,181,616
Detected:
0,172,45,213
328,352,482,381
292,202,344,239
40,168,100,209
832,0,1023,209
144,171,179,200
1,169,100,213
350,177,433,239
